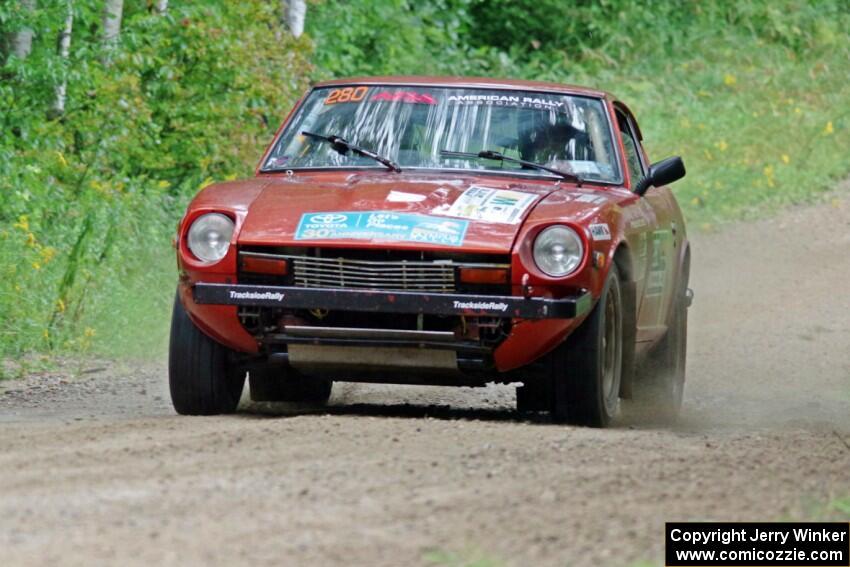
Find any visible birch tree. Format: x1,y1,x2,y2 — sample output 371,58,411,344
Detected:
280,0,306,39
102,0,124,48
9,0,36,60
49,0,74,118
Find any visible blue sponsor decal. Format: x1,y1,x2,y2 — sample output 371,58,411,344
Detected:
295,211,469,247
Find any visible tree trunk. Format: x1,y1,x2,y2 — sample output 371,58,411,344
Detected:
10,0,36,60
280,0,306,39
49,0,74,119
102,0,124,47
154,0,167,15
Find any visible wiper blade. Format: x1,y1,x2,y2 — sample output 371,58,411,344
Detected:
439,149,582,185
302,131,401,172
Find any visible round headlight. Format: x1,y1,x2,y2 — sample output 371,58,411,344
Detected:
532,225,584,277
187,213,234,263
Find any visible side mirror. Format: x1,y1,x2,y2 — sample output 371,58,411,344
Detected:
634,156,686,196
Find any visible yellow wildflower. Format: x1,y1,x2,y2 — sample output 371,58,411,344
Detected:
723,74,737,86
84,327,96,338
26,233,37,247
41,247,57,263
763,165,776,188
42,329,49,340
781,154,790,164
31,261,42,271
57,299,66,313
56,151,67,167
13,215,29,232
157,180,172,189
823,121,834,135
715,140,728,152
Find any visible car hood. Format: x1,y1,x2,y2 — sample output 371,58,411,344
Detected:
237,173,567,254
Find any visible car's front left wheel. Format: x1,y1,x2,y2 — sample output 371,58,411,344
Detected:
168,293,246,415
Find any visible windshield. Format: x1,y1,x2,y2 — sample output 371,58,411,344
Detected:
263,85,621,183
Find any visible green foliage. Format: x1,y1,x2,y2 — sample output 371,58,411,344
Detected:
307,0,473,78
1,0,311,358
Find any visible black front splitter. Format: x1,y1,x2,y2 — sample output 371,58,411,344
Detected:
193,283,592,319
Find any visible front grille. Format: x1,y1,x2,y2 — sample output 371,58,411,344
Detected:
238,248,511,294
290,255,455,292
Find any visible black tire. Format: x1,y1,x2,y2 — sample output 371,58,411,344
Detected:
249,367,332,404
548,264,624,427
168,293,245,415
633,267,689,420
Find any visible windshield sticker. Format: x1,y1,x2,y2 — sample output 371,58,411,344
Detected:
589,223,612,241
433,186,537,225
295,212,468,247
447,94,568,111
371,91,437,105
567,160,602,175
324,86,370,105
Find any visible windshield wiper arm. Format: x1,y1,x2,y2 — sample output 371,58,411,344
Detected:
439,149,582,185
302,131,401,172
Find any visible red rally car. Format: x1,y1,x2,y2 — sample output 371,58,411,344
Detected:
170,76,691,427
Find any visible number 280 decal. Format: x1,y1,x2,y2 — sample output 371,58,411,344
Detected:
324,86,369,105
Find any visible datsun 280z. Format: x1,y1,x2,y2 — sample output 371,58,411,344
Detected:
169,76,691,427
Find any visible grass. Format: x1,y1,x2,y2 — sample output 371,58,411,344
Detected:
423,547,506,567
828,497,850,519
576,33,850,228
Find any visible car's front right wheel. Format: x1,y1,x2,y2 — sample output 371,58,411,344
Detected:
168,293,245,415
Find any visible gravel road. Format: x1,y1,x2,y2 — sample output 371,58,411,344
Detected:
1,191,849,567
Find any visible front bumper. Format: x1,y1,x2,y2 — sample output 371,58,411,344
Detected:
193,283,592,319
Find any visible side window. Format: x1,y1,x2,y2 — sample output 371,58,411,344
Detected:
616,111,643,185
